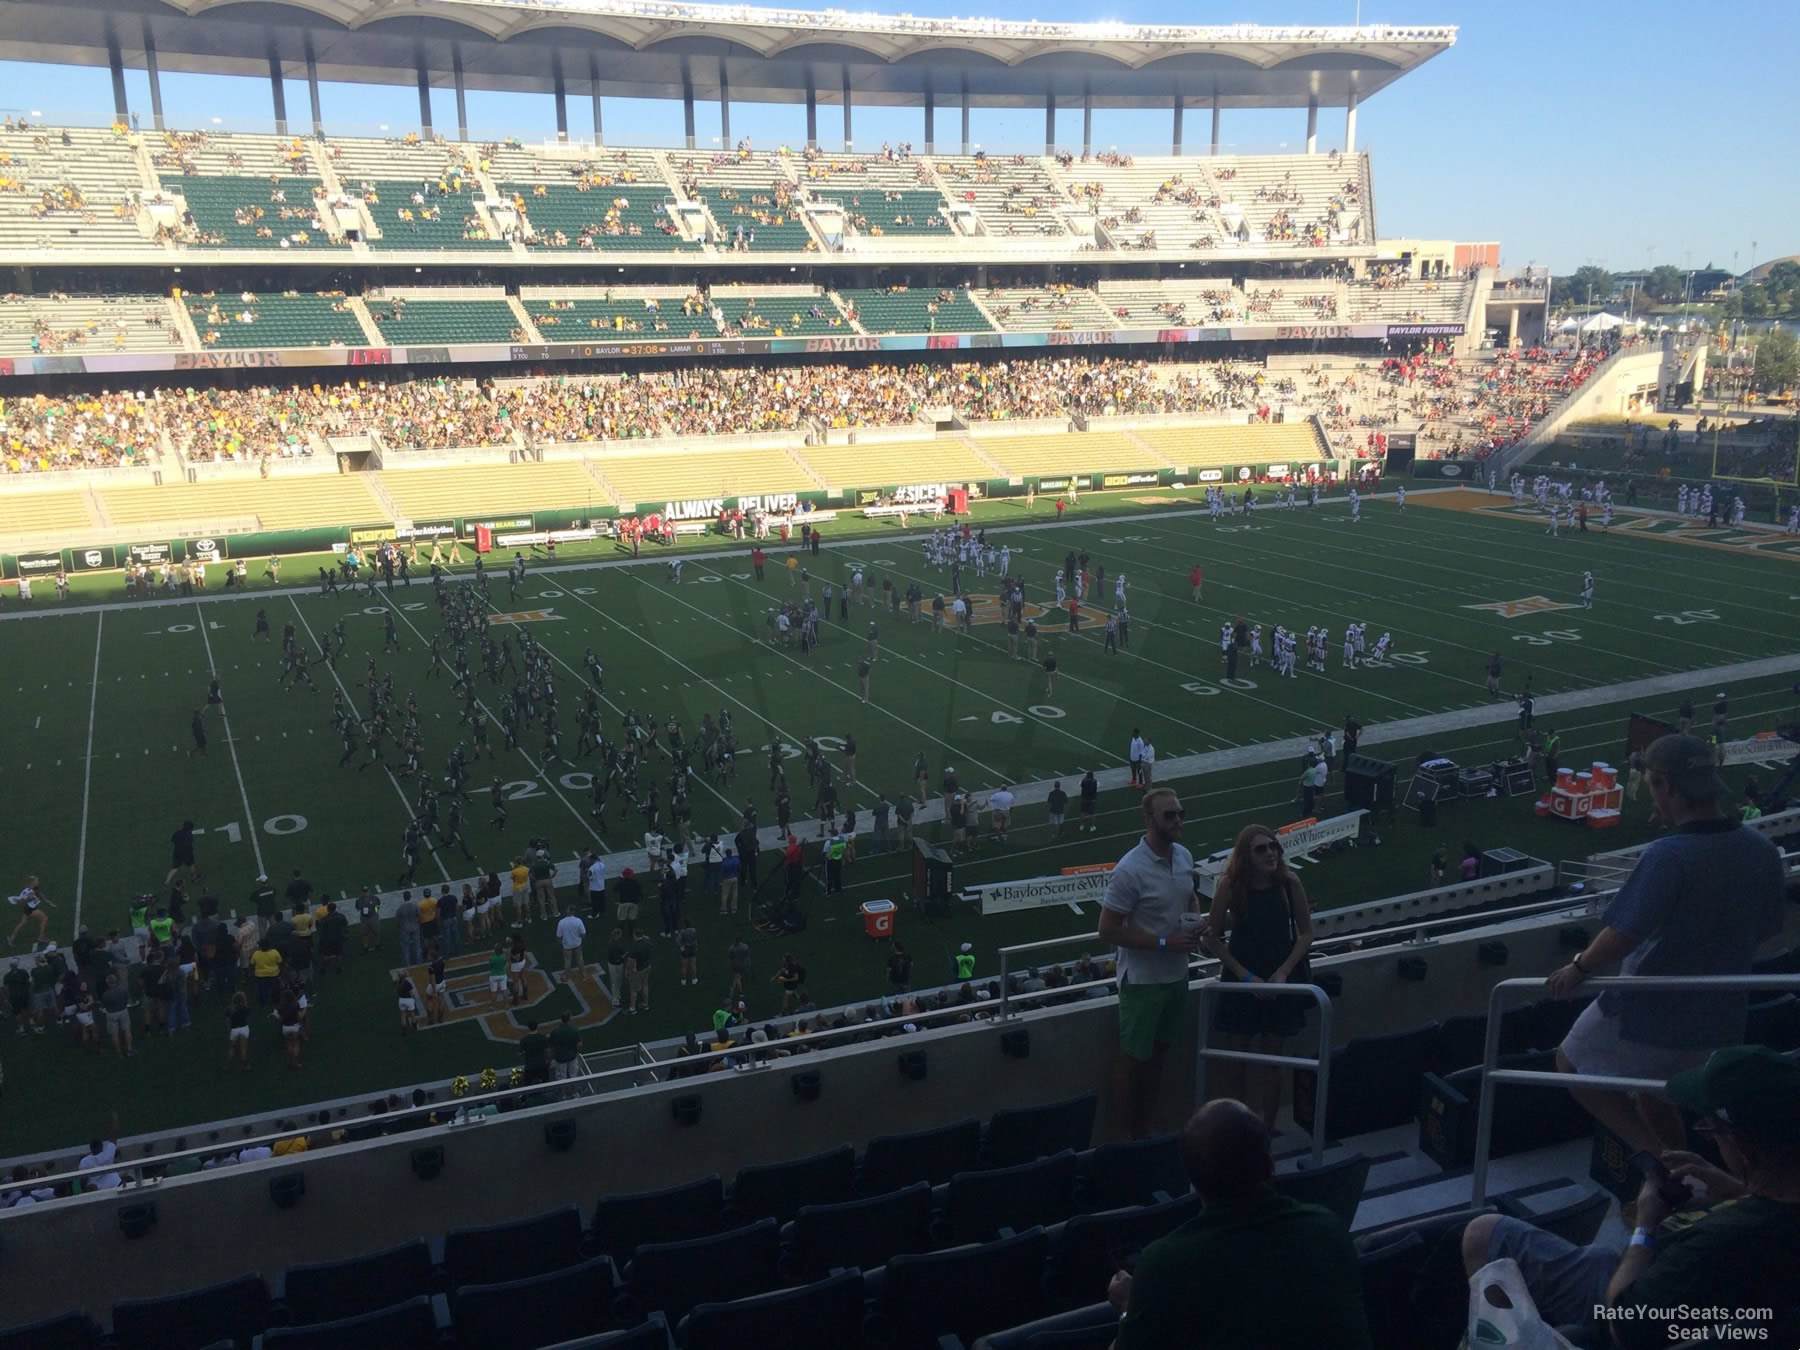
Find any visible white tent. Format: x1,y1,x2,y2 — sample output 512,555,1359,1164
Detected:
1578,312,1626,332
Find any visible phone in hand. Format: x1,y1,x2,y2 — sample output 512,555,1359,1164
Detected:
1629,1150,1690,1209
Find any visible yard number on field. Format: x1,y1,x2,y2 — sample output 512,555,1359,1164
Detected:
1511,628,1583,648
194,816,308,843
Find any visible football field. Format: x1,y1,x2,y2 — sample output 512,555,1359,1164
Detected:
5,485,1800,1154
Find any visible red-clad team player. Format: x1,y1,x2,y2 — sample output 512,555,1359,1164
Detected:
1189,564,1204,601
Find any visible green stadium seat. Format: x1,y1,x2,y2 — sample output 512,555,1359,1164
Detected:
365,298,522,346
187,294,366,349
840,286,994,334
179,175,341,249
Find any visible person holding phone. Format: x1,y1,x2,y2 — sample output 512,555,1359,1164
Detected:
1463,1046,1800,1348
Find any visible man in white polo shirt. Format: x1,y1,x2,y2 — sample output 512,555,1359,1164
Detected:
987,784,1015,843
1128,730,1145,788
1099,787,1204,1139
555,911,588,975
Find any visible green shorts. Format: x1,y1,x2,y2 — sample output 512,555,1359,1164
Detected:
1117,975,1188,1061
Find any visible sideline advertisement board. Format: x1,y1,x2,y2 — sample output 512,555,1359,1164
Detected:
968,870,1113,916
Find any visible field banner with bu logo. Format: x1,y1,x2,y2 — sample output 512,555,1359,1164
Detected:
968,869,1113,916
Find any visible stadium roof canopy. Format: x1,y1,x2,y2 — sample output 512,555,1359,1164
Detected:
2,0,1456,114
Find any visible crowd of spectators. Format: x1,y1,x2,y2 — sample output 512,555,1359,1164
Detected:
1,391,163,473
2,338,1617,469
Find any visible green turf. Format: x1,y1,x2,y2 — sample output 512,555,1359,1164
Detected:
5,489,1800,1157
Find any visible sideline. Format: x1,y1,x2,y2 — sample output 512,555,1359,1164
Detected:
340,651,1800,917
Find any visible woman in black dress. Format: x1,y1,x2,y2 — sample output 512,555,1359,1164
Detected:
1203,823,1316,1129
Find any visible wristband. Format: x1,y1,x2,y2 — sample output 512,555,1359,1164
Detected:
1629,1227,1654,1249
1157,935,1167,952
1571,953,1589,976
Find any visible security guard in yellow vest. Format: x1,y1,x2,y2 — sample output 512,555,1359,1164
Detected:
955,943,976,980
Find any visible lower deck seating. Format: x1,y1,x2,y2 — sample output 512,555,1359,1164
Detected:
1135,421,1325,470
594,447,812,506
0,489,99,533
380,462,604,518
98,476,386,531
971,431,1155,476
797,438,992,488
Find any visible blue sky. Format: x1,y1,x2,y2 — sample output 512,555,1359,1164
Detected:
1,0,1793,274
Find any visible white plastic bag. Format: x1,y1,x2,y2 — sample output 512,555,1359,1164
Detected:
1463,1258,1578,1349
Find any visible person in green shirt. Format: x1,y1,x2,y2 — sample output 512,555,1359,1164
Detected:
1462,1045,1800,1350
1110,1100,1372,1350
518,1020,552,1084
485,943,508,1007
548,1012,582,1081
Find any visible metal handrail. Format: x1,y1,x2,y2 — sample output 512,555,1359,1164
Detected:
1470,974,1800,1204
995,886,1602,1018
0,992,1039,1204
1196,982,1334,1167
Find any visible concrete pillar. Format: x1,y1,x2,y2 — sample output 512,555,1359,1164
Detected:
416,63,432,137
682,63,696,149
1211,101,1220,154
589,56,602,145
719,59,730,145
961,83,970,155
1345,87,1358,153
269,52,288,135
306,40,323,137
805,86,817,149
1508,307,1519,347
106,26,128,120
553,59,568,142
143,26,165,131
841,69,852,151
454,48,468,142
1305,97,1317,154
1171,95,1183,155
1044,90,1055,154
1082,91,1092,157
923,89,934,155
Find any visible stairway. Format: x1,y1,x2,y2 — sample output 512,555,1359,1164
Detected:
581,459,622,505
505,295,545,344
347,297,386,348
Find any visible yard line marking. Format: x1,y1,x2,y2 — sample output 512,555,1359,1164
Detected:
288,600,452,882
381,599,608,851
195,603,267,877
72,612,104,932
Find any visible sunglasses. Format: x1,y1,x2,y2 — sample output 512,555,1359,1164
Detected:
1158,809,1186,822
1251,840,1282,855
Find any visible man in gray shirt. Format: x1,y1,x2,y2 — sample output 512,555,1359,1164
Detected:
1547,734,1786,1154
396,891,422,967
1100,787,1204,1139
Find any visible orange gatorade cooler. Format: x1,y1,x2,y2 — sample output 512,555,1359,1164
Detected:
860,899,896,940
